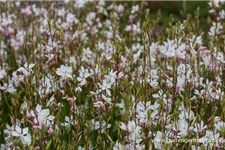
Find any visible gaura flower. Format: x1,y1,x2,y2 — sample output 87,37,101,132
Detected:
56,65,73,80
11,126,31,145
17,63,35,76
27,104,55,129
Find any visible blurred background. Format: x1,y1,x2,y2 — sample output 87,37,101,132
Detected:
22,1,211,31
133,1,210,32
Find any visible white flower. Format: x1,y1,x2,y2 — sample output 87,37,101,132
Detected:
152,90,164,99
198,130,220,148
17,63,35,76
4,125,15,136
115,99,126,113
192,120,207,133
0,82,16,93
131,5,139,14
78,146,85,150
102,94,112,105
176,75,185,89
133,49,142,63
219,10,225,19
0,68,6,79
117,4,124,13
120,120,142,143
178,104,195,120
57,8,65,17
47,95,55,106
93,101,104,108
209,0,224,8
214,119,225,131
97,79,111,96
75,0,87,8
66,13,76,24
86,12,96,25
153,131,164,149
77,66,91,86
45,54,55,64
120,120,141,133
125,23,141,34
191,145,201,150
38,74,57,97
91,119,111,133
214,116,221,123
21,6,32,16
176,43,186,59
11,126,31,145
177,119,189,137
149,102,160,111
208,22,222,36
113,140,124,150
27,104,55,129
56,65,73,80
63,116,75,128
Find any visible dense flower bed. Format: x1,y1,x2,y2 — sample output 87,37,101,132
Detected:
1,1,225,149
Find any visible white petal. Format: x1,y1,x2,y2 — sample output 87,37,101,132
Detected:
11,131,20,137
65,116,70,122
24,63,28,68
15,125,21,134
29,64,35,69
106,89,111,96
102,94,112,104
23,134,31,145
56,69,63,76
77,77,83,82
152,94,159,99
67,67,72,73
41,109,50,116
66,73,73,79
17,67,25,72
23,127,29,135
61,65,67,72
120,122,127,131
48,115,55,121
36,104,42,113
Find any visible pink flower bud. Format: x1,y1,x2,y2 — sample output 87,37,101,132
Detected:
47,128,54,135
